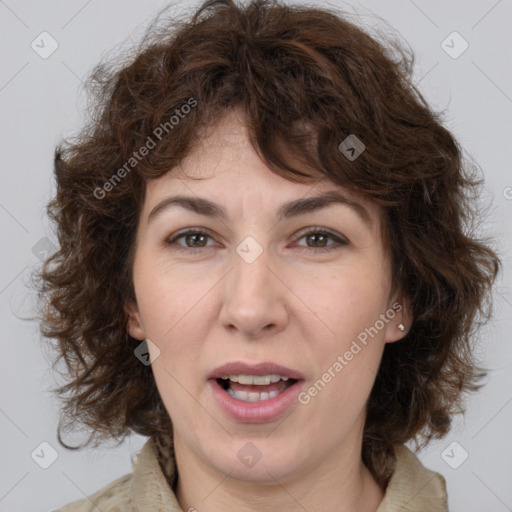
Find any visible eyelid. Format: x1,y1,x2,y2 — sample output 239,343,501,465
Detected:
295,226,348,242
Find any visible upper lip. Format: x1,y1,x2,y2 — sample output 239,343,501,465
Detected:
208,361,304,380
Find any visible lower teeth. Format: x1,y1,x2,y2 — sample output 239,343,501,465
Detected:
227,388,280,402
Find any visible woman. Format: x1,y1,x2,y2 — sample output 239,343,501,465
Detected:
36,0,500,510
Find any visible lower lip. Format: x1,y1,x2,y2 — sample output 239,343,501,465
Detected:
208,379,304,423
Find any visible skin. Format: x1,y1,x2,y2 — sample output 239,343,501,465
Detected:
126,109,411,512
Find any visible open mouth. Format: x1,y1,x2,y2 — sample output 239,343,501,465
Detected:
216,374,298,402
208,368,305,423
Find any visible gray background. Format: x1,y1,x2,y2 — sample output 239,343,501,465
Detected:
0,0,511,510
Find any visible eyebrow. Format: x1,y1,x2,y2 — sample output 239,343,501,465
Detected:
147,190,373,228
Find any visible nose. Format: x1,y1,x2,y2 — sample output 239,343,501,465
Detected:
218,244,290,339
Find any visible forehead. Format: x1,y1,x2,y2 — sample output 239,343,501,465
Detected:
143,109,383,229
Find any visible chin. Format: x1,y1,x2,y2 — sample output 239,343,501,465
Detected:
200,438,305,485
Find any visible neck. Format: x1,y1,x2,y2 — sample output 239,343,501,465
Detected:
173,426,384,512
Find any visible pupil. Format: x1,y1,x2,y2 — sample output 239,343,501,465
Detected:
309,234,326,247
188,234,205,247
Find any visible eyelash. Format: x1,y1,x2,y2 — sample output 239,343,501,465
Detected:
165,227,348,254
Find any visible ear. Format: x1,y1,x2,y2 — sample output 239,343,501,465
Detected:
384,294,413,344
125,299,146,340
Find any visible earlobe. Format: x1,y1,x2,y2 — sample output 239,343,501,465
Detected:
125,300,146,340
384,296,413,344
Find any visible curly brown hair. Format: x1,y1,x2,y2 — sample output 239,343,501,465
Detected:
33,0,500,487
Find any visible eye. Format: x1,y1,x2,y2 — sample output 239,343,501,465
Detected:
165,227,348,254
165,229,217,253
294,227,348,253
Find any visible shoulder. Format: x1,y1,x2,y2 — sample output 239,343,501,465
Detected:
54,472,134,512
377,444,449,512
53,437,181,511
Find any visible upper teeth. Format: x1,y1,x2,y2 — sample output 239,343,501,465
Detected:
221,374,289,385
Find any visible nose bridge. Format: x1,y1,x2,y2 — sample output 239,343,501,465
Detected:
234,237,272,295
219,237,289,336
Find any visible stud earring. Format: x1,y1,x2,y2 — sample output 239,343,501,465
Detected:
398,323,405,331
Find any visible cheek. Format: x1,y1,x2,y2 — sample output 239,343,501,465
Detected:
295,263,390,406
294,263,390,340
133,256,206,341
302,330,385,434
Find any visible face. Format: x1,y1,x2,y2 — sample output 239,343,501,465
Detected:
126,109,410,485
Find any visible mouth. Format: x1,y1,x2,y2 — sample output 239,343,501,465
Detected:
216,374,298,402
207,361,305,423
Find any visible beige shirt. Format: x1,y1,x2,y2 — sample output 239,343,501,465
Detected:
55,439,448,511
